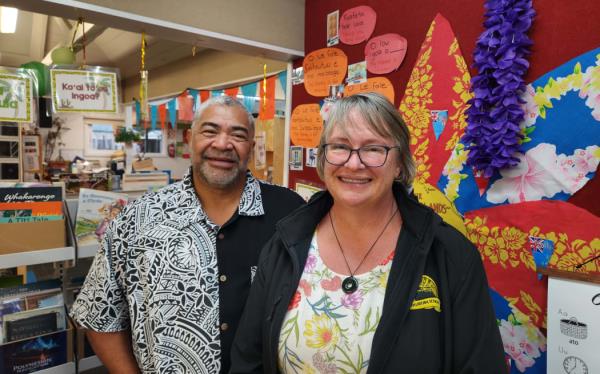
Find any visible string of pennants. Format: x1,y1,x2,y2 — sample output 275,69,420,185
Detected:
127,71,286,129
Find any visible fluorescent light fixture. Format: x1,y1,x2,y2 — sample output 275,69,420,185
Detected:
0,7,18,34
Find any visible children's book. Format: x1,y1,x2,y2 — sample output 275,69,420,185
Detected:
75,189,128,246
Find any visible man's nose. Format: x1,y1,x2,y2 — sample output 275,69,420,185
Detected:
211,132,233,149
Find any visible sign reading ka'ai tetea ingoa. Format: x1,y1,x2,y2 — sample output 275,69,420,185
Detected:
51,69,119,113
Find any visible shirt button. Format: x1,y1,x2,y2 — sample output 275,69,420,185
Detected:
217,233,225,240
219,275,227,283
220,323,229,331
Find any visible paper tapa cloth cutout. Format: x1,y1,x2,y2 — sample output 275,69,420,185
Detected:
440,47,600,215
489,288,547,373
412,181,466,236
399,13,472,186
465,200,600,330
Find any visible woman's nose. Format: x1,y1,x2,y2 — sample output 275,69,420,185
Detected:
344,150,365,169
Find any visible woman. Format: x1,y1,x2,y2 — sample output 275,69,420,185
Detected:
230,93,506,373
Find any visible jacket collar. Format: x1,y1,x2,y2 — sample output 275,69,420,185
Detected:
276,182,440,250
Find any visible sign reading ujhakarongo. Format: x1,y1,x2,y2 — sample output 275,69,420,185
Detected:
0,73,33,122
51,69,119,113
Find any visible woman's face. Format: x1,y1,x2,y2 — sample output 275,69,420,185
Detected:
323,109,400,209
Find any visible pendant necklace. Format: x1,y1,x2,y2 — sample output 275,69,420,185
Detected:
329,205,398,294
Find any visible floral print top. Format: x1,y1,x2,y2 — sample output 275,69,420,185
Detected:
278,231,394,374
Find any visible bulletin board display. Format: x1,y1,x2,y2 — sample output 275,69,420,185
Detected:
290,0,600,217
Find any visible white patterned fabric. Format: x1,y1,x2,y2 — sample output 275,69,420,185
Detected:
278,232,392,374
70,169,265,373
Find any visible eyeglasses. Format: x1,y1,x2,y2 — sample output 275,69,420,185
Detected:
322,143,400,167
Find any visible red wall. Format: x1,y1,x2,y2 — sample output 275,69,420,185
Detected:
290,0,600,215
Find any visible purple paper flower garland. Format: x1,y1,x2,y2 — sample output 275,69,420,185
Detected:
464,0,536,177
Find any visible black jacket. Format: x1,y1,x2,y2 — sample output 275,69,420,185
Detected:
230,183,506,373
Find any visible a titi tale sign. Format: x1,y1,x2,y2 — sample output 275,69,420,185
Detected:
51,69,119,113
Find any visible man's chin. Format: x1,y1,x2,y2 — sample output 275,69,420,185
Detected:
195,166,244,189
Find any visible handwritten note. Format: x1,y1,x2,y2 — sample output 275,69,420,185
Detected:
339,5,377,45
345,77,395,103
291,104,323,148
303,48,348,97
365,34,408,74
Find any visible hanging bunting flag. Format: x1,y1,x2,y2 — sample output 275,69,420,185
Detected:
150,105,158,130
135,100,141,128
211,89,224,97
240,82,258,113
200,90,210,103
278,71,287,95
158,104,167,129
259,75,276,120
167,99,177,128
177,93,194,122
188,89,199,112
225,87,239,98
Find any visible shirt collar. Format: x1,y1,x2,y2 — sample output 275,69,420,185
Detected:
181,167,264,220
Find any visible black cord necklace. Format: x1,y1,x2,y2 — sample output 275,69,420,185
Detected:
329,206,398,294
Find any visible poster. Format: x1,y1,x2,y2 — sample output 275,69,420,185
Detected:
254,131,266,170
51,68,119,113
292,67,304,85
289,146,303,171
547,277,600,374
347,61,367,85
0,73,33,122
306,147,318,167
326,10,339,47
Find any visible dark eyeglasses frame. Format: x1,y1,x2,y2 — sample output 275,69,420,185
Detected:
321,143,400,167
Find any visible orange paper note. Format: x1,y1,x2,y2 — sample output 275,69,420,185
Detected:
345,77,395,103
303,48,348,97
291,104,323,148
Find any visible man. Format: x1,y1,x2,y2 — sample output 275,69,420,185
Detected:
70,96,305,373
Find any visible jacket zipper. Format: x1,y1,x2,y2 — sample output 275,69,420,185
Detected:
267,244,300,373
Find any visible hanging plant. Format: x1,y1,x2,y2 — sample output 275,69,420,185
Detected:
115,127,141,145
463,0,536,177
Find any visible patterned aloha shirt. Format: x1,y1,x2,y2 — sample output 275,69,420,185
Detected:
278,231,394,374
70,169,265,373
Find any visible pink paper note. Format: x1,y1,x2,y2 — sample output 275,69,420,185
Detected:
339,6,376,45
365,33,408,74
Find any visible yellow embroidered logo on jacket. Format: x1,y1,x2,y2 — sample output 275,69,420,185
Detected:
410,275,441,312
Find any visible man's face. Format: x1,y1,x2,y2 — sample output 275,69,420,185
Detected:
190,104,254,189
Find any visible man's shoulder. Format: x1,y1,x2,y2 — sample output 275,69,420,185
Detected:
120,180,188,217
258,182,305,205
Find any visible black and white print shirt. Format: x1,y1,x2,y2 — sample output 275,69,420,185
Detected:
70,169,268,373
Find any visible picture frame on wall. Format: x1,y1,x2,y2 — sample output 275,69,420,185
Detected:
327,10,339,46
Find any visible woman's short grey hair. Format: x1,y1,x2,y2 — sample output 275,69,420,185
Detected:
316,92,416,189
193,95,255,132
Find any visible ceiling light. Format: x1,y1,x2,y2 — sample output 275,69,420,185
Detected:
0,7,18,34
